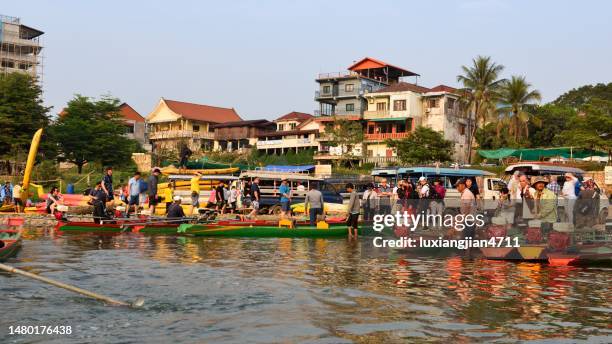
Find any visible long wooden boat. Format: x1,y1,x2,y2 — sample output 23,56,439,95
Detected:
0,229,22,261
54,217,349,235
181,224,350,238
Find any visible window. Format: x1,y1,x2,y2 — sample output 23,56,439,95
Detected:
345,84,354,92
289,123,297,129
125,124,134,134
446,98,456,109
376,102,387,111
458,123,466,135
368,125,375,134
396,122,406,133
428,98,439,108
393,100,406,111
193,125,200,132
323,85,331,94
278,124,285,131
346,103,355,112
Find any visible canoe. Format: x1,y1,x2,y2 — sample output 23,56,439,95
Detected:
0,229,22,261
181,224,350,238
54,221,184,234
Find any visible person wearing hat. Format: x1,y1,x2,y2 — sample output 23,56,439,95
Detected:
561,172,578,223
531,176,557,226
147,167,161,214
455,178,476,238
167,195,186,219
417,176,430,217
278,178,292,218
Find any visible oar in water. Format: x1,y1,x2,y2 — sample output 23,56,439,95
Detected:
0,263,144,308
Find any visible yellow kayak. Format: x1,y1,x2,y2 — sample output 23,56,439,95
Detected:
291,202,347,214
160,167,239,176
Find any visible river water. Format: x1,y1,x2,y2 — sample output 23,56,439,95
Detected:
1,228,611,343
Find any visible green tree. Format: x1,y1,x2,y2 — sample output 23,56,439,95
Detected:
50,95,142,173
497,76,542,142
386,126,453,164
554,98,612,155
528,104,575,147
553,82,612,108
0,73,51,158
324,117,364,167
457,56,505,162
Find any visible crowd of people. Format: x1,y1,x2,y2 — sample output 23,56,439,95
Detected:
504,171,602,230
360,177,449,222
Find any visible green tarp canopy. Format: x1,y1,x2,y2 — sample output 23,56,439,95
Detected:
478,147,608,160
161,158,251,170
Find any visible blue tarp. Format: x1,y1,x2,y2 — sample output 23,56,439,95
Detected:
262,165,315,173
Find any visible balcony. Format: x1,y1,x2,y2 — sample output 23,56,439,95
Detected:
315,89,337,99
256,137,316,149
363,110,390,119
316,71,360,80
313,110,363,118
363,156,400,166
149,130,214,140
364,132,409,141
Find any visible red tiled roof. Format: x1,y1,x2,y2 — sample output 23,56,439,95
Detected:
428,85,458,94
164,99,242,123
348,57,419,77
119,103,144,122
275,111,313,122
373,82,430,94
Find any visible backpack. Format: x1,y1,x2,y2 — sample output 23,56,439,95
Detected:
574,180,581,196
139,179,148,193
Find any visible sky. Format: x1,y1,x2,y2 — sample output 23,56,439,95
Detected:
3,0,612,120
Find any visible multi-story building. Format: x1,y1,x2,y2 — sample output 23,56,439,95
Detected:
422,85,470,163
119,103,147,146
212,119,276,153
147,98,242,153
0,15,43,78
256,112,320,155
314,57,419,118
362,83,470,164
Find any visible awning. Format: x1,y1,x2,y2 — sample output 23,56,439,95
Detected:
478,148,608,160
369,118,408,122
261,165,315,173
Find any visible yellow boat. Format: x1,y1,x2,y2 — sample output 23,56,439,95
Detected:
160,167,239,176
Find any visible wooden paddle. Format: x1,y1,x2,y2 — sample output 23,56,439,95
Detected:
0,263,144,308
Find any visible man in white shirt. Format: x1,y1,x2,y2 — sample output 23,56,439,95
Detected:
456,178,476,238
561,172,578,223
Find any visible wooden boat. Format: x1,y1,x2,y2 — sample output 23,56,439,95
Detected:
181,224,350,238
55,217,348,234
548,243,612,266
160,167,239,176
0,229,22,261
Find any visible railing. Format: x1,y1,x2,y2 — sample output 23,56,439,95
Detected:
315,90,337,99
363,156,400,165
365,132,409,141
313,110,363,118
256,138,315,148
148,130,214,140
316,71,360,80
363,110,390,119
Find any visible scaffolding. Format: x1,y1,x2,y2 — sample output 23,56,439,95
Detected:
0,14,44,83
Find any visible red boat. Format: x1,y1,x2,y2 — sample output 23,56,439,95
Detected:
0,229,22,261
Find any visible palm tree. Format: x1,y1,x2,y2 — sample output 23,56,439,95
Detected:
457,56,505,163
497,76,542,142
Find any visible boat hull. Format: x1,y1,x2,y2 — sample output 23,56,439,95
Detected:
182,224,349,238
0,230,22,262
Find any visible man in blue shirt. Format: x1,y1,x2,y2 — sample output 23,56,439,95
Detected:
127,172,141,215
279,178,291,218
